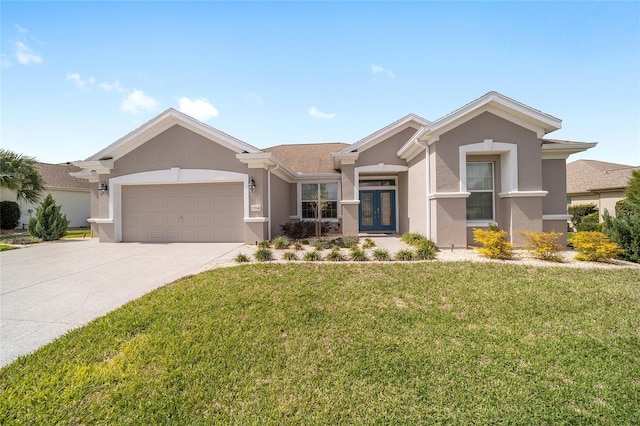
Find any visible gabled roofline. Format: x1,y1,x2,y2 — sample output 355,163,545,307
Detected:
340,113,430,154
86,108,262,162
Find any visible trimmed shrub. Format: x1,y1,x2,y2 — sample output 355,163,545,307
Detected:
472,226,513,260
395,249,415,261
415,241,437,260
349,247,369,262
254,248,274,262
570,231,622,262
362,238,376,249
519,230,564,262
280,221,327,240
234,253,251,263
372,248,391,261
27,194,69,241
0,201,21,230
325,247,346,262
282,251,299,261
302,250,323,261
603,210,640,263
568,203,598,231
272,236,291,250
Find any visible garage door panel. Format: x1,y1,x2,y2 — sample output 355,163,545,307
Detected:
121,183,244,242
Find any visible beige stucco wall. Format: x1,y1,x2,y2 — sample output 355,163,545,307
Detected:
568,191,625,220
433,198,467,248
405,151,426,235
269,173,291,238
356,127,418,166
542,159,567,215
1,187,90,229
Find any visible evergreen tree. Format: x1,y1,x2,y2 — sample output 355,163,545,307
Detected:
602,170,640,263
27,194,70,241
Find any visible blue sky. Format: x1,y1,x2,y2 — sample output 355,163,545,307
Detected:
2,1,639,166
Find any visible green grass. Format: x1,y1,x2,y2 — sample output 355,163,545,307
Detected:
0,244,17,251
1,263,639,424
63,229,91,239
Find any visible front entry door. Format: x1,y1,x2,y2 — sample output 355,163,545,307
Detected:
359,190,396,232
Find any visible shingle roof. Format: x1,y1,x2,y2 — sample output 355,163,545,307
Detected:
37,162,90,190
265,143,349,174
567,159,639,194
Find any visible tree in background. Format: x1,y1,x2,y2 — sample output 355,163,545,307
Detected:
602,170,640,263
0,149,44,203
27,194,69,241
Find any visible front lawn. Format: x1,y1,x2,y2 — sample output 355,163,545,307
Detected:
1,263,639,424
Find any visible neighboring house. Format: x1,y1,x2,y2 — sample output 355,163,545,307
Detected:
71,92,594,247
567,159,640,220
0,162,91,229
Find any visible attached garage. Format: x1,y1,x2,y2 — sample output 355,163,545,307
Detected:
121,182,244,242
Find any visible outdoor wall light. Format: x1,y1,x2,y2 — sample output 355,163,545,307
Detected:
99,181,109,196
248,177,256,192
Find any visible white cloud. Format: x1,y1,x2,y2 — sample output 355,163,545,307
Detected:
246,92,265,107
98,80,126,93
121,90,158,114
16,24,28,33
65,73,95,90
308,107,336,119
371,64,395,78
178,97,219,121
15,41,42,65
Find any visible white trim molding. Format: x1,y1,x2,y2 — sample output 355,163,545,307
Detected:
429,192,471,199
340,200,361,205
499,191,548,198
354,163,408,196
244,217,268,223
542,214,571,221
460,139,518,194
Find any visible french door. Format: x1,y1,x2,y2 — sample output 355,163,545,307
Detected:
358,190,396,232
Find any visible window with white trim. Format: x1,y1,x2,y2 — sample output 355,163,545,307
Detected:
466,162,494,221
301,183,338,219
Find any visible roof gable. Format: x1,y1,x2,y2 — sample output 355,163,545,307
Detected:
340,114,429,154
87,108,262,162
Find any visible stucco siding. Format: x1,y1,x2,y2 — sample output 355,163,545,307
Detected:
406,151,426,235
356,127,418,167
542,159,567,215
1,188,90,229
269,173,291,238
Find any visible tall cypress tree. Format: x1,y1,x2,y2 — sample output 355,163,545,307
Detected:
27,194,70,241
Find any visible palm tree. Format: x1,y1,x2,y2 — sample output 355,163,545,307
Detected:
0,149,45,203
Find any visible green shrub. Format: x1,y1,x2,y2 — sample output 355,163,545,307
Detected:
302,250,323,261
272,236,291,250
519,230,564,262
282,251,299,261
254,248,274,262
279,221,327,240
401,232,427,246
314,239,333,250
3,235,42,245
415,241,437,260
325,247,346,262
570,231,622,262
27,194,69,241
362,238,376,249
336,235,360,248
472,226,513,260
257,240,271,248
576,211,600,232
349,246,369,261
293,241,303,251
568,203,598,231
372,248,391,261
234,253,251,263
603,210,640,263
395,249,415,261
0,201,21,230
301,239,310,246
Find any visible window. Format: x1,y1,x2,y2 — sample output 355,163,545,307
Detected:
301,183,338,219
466,162,494,221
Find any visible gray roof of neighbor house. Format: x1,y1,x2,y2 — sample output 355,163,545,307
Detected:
265,143,349,174
567,159,639,194
37,162,90,190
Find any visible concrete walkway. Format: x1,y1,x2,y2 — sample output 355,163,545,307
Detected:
0,239,245,367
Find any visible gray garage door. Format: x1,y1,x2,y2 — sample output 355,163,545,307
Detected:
121,183,244,242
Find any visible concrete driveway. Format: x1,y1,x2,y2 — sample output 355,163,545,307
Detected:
0,239,246,367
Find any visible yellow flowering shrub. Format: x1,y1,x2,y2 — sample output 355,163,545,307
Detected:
519,230,564,262
472,227,513,260
570,231,622,262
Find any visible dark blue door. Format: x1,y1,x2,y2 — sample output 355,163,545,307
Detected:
359,190,396,232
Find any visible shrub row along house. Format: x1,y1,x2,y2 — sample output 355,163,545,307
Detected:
71,92,595,247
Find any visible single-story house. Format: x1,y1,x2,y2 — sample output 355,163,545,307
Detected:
71,91,595,247
567,159,639,219
1,162,90,229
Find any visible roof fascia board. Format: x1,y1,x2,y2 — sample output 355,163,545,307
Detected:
236,152,297,182
72,159,114,174
397,127,428,160
341,114,430,154
331,152,359,168
541,142,597,160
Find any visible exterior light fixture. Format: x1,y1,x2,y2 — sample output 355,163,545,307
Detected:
248,177,256,192
99,181,109,196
